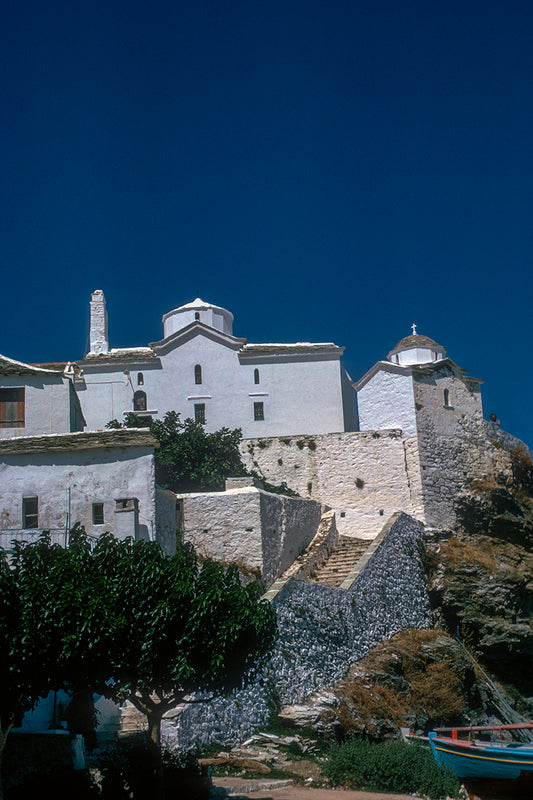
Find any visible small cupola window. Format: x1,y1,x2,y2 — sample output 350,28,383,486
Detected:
195,312,200,321
194,364,202,385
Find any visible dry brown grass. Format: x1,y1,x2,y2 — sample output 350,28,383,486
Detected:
439,537,498,575
333,630,469,734
336,681,408,733
407,662,467,719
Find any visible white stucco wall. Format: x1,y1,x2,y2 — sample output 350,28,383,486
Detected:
177,486,322,586
356,368,417,436
241,430,417,539
396,347,443,366
77,332,350,437
0,443,156,539
0,375,80,439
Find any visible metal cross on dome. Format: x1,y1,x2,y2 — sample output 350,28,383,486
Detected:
411,323,418,335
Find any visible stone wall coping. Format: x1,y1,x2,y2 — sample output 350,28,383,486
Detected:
243,429,404,447
0,428,158,456
175,485,321,503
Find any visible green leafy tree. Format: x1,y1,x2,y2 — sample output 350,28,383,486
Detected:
107,411,299,496
108,411,248,492
0,534,93,799
76,530,277,748
0,530,276,794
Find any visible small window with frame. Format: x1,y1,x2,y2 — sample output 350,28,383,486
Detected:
254,368,260,385
0,387,25,428
194,403,206,424
22,496,38,529
254,401,264,421
194,364,202,385
92,503,104,525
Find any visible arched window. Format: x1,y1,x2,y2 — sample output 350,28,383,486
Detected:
443,388,450,407
254,368,260,384
195,312,200,321
194,364,202,385
137,372,144,385
133,390,147,411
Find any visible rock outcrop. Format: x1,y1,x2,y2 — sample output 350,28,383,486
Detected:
279,629,491,739
428,479,533,712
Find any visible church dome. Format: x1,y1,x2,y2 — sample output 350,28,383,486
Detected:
387,326,446,366
162,297,234,338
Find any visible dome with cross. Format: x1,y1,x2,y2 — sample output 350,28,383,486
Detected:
387,324,446,366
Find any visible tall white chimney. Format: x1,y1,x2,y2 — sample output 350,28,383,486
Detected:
89,290,109,355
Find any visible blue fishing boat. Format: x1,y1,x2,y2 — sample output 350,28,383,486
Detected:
428,722,533,796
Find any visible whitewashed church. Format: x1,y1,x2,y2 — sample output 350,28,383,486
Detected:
74,290,358,436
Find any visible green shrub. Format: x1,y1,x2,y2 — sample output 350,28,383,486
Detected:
323,737,461,799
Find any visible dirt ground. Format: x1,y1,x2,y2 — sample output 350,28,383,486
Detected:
212,777,419,800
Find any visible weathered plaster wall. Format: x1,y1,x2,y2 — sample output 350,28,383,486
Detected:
164,512,430,751
241,430,417,539
177,485,323,586
0,445,156,538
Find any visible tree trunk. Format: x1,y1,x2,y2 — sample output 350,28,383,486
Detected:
146,711,164,800
147,710,162,749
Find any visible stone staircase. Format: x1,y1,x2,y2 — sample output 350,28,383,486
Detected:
307,536,369,588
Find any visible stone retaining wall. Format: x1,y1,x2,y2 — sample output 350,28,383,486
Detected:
163,512,431,751
177,481,323,586
240,431,417,539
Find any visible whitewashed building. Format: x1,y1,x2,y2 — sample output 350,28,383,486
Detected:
0,355,85,438
0,427,178,551
354,325,484,437
70,291,357,436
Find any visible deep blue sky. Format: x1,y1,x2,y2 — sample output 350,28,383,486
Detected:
2,1,532,446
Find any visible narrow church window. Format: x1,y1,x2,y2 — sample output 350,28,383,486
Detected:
133,390,147,411
254,368,260,384
254,402,264,421
22,496,38,529
92,503,104,525
195,364,202,384
194,403,206,423
0,387,25,428
137,372,144,385
443,388,450,407
195,312,200,321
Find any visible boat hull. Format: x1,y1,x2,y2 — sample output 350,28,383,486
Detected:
428,733,533,780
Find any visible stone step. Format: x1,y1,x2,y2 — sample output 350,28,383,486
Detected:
308,537,369,588
118,702,147,735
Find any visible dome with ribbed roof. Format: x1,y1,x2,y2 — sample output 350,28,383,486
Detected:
387,325,446,366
